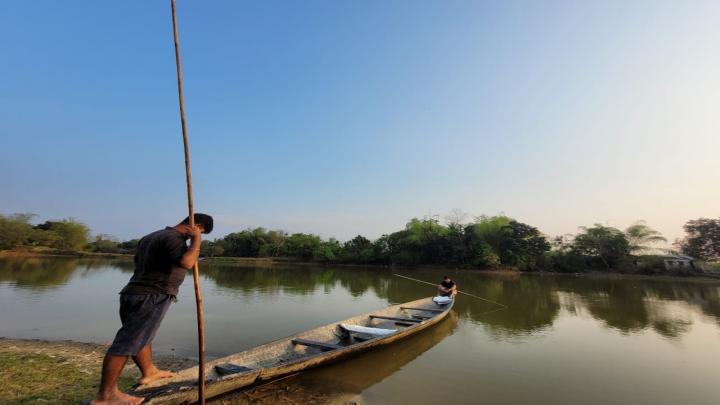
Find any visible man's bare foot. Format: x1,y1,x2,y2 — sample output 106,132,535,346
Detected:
90,389,144,405
139,368,177,385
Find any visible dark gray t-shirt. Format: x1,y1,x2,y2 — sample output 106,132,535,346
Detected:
120,227,188,296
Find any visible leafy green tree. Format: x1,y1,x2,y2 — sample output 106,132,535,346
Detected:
464,215,512,267
341,235,374,263
217,229,265,257
313,241,338,262
544,250,586,273
572,224,630,269
444,220,467,265
28,228,62,247
283,233,322,259
216,228,288,257
677,218,720,261
259,230,287,257
625,221,666,254
200,240,225,257
210,244,225,257
119,239,140,253
344,235,371,253
467,215,512,252
200,240,212,254
0,213,35,249
88,234,121,253
35,219,90,250
371,235,391,264
386,218,450,265
498,221,551,270
469,243,501,267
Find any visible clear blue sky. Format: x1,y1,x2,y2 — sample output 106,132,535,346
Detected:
1,1,718,242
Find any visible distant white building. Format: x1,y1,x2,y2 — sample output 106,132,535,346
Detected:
660,255,695,270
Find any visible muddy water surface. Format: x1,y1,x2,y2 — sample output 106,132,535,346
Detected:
1,257,719,404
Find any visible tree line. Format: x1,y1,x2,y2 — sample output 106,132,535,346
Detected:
208,216,552,270
1,212,719,273
0,214,91,251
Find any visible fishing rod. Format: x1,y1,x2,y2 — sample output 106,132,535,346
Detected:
170,1,206,403
393,273,508,308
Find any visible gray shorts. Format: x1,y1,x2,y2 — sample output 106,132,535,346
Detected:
107,294,172,356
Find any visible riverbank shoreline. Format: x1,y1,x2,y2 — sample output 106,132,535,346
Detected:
0,337,352,404
205,256,720,282
0,248,133,260
3,249,719,282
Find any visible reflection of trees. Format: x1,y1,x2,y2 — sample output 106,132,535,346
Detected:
0,257,134,290
650,317,691,338
451,274,560,336
202,265,563,336
5,256,717,341
374,270,561,336
0,257,78,289
646,281,720,322
575,280,651,333
202,264,415,301
553,277,717,338
201,264,338,296
383,271,719,339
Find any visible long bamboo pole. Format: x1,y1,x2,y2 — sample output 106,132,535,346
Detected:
170,1,206,403
393,273,508,308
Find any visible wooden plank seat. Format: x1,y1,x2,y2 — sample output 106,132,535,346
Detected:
411,314,433,320
369,315,423,323
291,338,343,351
400,307,444,313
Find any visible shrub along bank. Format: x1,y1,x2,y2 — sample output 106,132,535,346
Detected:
3,212,719,275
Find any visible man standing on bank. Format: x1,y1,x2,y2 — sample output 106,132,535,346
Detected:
92,214,213,405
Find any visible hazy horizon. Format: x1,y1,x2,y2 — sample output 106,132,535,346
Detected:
2,1,718,244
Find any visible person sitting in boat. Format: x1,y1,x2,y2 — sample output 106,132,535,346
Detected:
91,214,213,405
437,276,457,298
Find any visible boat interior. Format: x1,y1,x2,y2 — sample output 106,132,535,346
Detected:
136,296,452,394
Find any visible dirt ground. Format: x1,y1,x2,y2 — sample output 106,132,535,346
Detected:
0,338,357,404
0,338,195,376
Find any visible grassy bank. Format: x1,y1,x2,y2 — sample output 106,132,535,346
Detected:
0,247,132,260
0,338,339,404
0,352,134,404
0,339,141,404
204,256,720,281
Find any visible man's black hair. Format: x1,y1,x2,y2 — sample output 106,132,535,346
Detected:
443,275,451,279
181,213,214,234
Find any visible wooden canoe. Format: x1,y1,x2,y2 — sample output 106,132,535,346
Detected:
130,296,454,404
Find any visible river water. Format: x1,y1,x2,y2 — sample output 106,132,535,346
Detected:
1,257,719,404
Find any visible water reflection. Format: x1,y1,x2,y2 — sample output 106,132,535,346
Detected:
0,257,133,291
553,277,706,338
203,264,339,296
1,257,719,340
449,274,560,337
3,258,720,404
199,264,720,340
